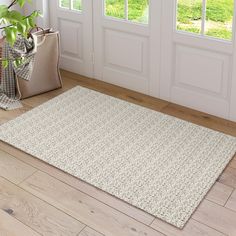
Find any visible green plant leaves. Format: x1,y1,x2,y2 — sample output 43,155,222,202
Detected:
17,0,32,8
5,26,17,46
0,5,8,18
2,60,9,68
17,21,27,36
13,57,25,67
0,5,40,45
0,0,40,66
7,10,23,22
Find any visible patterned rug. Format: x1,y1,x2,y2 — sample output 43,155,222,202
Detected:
0,86,236,228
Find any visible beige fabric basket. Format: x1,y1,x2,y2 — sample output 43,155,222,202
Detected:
17,29,62,99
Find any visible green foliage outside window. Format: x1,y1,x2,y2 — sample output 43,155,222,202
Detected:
177,0,234,40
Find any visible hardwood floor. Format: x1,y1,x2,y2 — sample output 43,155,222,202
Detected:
0,70,236,236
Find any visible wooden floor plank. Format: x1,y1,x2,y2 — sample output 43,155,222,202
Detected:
0,177,85,236
0,209,41,236
0,104,32,125
43,167,155,225
151,218,226,236
205,182,233,206
218,167,236,189
0,141,155,225
21,77,79,108
0,149,36,184
61,70,169,112
160,103,236,136
21,92,54,108
225,189,236,212
229,158,236,169
79,227,103,236
20,171,164,236
192,200,236,236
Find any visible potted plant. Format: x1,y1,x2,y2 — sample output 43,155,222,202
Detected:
0,1,61,110
0,0,40,67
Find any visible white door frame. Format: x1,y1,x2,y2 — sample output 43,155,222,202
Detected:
229,3,236,121
36,0,50,28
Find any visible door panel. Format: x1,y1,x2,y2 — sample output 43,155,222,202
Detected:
49,0,93,77
160,0,235,119
93,0,161,96
102,28,149,93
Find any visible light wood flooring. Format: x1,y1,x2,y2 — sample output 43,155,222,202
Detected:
0,70,236,236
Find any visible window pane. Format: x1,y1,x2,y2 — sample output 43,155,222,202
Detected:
73,0,82,11
105,0,125,19
205,0,234,40
60,0,70,9
177,0,202,34
128,0,149,24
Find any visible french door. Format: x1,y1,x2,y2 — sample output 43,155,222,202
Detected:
49,0,236,121
49,0,93,77
50,0,161,96
161,0,236,120
93,1,161,95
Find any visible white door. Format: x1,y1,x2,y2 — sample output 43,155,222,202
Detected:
49,0,93,77
160,0,236,119
49,0,236,121
93,0,161,96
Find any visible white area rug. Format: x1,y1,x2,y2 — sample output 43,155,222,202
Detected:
0,86,236,228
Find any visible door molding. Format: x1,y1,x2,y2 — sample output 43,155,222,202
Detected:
148,0,162,97
229,2,236,122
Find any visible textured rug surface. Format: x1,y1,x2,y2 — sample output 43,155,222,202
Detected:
0,86,236,228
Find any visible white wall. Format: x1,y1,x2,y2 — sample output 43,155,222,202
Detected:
24,0,49,28
0,0,23,12
1,0,11,5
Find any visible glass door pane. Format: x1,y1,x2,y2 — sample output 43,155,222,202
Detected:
104,0,149,24
128,0,149,24
60,0,70,9
105,0,125,19
205,0,234,40
72,0,82,10
60,0,82,11
176,0,202,34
